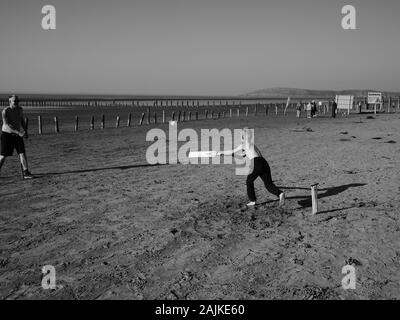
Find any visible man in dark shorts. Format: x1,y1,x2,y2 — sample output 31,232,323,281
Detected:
0,95,33,179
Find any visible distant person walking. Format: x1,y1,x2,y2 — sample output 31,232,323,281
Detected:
0,95,33,179
331,99,337,118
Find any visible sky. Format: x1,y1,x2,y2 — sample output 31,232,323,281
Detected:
0,0,399,95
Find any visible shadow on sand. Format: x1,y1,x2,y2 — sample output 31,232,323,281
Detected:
280,183,367,211
36,163,170,177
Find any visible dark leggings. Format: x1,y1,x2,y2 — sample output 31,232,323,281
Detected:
246,157,282,201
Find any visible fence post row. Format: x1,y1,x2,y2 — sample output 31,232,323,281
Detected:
23,99,326,134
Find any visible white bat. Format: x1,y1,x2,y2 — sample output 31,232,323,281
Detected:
188,151,218,158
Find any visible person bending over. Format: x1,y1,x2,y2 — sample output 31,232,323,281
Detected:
217,128,285,207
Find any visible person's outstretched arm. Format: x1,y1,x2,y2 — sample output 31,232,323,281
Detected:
217,144,243,156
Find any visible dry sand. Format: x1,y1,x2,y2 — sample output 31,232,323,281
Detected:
0,112,399,300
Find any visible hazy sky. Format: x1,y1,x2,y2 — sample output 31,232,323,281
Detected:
0,0,399,95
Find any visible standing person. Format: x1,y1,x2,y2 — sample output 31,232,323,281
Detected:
0,95,33,179
296,101,302,118
217,128,285,207
331,99,337,118
357,101,362,114
306,102,312,118
311,100,317,117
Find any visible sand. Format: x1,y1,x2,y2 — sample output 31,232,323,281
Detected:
0,112,399,300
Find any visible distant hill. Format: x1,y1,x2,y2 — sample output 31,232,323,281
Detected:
244,87,400,98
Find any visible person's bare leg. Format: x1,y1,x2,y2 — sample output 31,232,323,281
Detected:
19,153,33,179
19,153,28,171
0,155,5,172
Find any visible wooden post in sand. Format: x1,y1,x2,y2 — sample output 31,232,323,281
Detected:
275,104,278,115
162,110,166,124
189,111,192,121
195,111,199,121
127,113,131,127
54,117,59,133
139,113,145,125
154,112,157,124
90,116,95,130
388,96,392,113
311,184,319,215
147,107,151,125
205,110,208,120
38,116,43,135
246,106,249,117
101,114,105,129
75,116,79,132
24,118,29,135
34,115,41,135
178,111,181,122
116,116,120,128
237,108,240,117
230,108,232,118
171,111,175,121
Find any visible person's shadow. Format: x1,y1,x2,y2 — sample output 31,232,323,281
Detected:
36,163,170,177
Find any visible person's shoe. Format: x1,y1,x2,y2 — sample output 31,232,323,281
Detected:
279,193,285,207
23,170,34,179
246,201,256,207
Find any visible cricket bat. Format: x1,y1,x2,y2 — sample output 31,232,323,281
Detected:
188,151,218,158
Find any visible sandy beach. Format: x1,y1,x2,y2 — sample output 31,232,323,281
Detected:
0,112,399,300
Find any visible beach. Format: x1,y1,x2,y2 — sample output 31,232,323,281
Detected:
0,112,399,300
